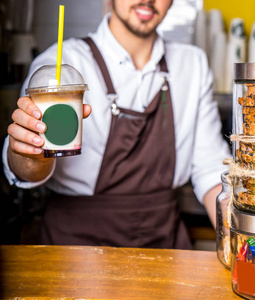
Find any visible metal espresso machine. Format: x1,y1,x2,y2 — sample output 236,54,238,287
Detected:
217,63,255,299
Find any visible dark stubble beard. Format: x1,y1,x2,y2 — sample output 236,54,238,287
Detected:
112,1,158,38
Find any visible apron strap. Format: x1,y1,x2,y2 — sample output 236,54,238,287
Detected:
82,37,116,94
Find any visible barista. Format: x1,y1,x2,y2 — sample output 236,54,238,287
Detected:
3,0,230,248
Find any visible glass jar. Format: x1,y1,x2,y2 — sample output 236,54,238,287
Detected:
231,206,255,299
216,171,231,269
232,63,255,214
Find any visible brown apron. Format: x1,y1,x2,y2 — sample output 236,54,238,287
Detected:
40,37,191,249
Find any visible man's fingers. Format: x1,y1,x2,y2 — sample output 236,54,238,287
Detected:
17,96,42,119
12,109,46,133
12,96,46,134
8,123,44,147
9,136,43,156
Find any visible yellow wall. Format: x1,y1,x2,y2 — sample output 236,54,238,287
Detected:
203,0,255,36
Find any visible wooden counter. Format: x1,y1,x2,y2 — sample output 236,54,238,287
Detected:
0,245,240,299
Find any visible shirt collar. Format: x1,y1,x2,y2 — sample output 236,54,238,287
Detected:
92,13,166,73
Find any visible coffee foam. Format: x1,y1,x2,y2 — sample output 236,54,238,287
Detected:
30,91,84,103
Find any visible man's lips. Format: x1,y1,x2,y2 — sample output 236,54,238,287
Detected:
134,5,157,21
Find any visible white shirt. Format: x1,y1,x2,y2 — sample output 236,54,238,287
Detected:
2,14,230,203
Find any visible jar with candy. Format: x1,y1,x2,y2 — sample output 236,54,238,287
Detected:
231,207,255,299
216,171,231,269
232,63,255,214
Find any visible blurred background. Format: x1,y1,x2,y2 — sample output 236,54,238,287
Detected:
1,0,255,249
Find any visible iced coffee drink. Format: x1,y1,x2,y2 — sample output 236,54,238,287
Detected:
26,64,88,158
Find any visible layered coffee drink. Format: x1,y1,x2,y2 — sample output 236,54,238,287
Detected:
30,90,84,157
26,64,88,158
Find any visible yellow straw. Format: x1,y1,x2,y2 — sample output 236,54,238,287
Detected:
56,5,65,85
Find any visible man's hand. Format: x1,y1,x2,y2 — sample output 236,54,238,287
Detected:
7,96,92,182
8,96,46,157
8,96,92,157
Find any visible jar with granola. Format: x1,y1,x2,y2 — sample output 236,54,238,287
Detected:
232,63,255,214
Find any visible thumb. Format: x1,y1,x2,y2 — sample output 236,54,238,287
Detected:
83,104,92,119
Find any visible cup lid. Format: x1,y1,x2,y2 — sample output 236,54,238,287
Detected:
25,64,88,94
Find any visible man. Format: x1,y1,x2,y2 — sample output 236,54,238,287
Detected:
3,0,230,248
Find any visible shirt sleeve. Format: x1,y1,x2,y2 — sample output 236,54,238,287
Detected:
190,50,231,203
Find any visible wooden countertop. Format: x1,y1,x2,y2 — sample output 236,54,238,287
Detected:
0,245,239,299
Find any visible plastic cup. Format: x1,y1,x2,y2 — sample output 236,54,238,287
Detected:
25,64,88,158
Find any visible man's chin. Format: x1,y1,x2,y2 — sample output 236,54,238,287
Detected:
125,24,157,38
133,30,155,38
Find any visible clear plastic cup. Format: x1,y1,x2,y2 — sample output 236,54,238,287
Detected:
26,64,88,158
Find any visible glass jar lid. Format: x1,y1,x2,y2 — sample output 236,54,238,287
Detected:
234,62,255,81
231,206,255,234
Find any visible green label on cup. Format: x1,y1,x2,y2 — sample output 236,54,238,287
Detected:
43,104,78,145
